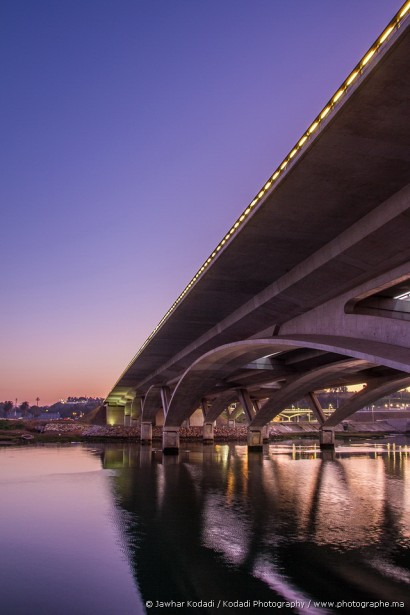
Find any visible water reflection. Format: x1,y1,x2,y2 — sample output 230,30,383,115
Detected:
102,441,410,613
0,445,144,615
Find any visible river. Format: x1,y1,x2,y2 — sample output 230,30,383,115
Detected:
0,439,409,614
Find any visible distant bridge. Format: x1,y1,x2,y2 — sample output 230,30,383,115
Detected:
105,5,410,452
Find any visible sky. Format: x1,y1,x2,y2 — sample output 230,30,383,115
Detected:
1,0,405,405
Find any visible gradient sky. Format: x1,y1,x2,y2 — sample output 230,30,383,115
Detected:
1,0,404,405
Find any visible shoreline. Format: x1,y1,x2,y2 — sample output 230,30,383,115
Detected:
0,420,409,447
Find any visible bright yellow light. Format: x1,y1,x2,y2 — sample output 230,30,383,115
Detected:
234,221,240,229
272,171,280,180
280,160,287,170
264,180,272,190
245,207,251,215
333,89,344,103
379,25,394,44
361,48,375,67
239,214,245,222
258,190,264,198
346,70,359,85
320,106,331,119
308,121,319,134
250,199,258,207
289,148,297,159
400,1,410,18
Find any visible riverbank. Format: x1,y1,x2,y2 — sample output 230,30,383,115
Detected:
0,418,408,446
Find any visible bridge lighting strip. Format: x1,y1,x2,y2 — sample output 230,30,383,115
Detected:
111,1,410,390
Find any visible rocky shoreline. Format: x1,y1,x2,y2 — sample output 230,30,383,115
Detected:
1,419,408,446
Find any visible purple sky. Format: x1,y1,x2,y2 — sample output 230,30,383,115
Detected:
1,0,404,405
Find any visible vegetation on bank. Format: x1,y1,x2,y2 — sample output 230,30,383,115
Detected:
0,398,104,420
0,420,25,431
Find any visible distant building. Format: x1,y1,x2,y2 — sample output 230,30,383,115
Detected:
61,396,104,405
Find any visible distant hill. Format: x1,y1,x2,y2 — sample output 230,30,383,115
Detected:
48,398,103,419
80,404,106,425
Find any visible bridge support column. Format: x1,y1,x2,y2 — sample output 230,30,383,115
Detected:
163,426,180,455
141,421,153,444
203,422,214,444
262,425,270,443
131,397,142,426
124,401,132,426
319,427,335,450
106,405,125,426
247,427,264,452
237,388,255,422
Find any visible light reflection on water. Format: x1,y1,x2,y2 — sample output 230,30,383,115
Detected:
105,440,410,613
1,440,410,614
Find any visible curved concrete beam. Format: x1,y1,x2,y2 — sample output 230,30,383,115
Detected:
204,392,238,423
273,334,410,374
141,385,170,423
164,334,410,427
250,358,370,427
324,375,410,427
164,340,297,427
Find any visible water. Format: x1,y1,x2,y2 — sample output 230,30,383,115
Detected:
0,440,410,614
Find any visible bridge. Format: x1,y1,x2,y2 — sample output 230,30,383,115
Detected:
105,4,410,452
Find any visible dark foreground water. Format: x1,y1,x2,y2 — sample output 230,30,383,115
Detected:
1,440,410,614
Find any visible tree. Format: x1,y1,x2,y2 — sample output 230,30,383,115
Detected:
30,405,41,418
20,401,30,416
3,401,13,416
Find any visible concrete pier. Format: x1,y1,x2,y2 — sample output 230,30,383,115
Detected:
262,425,270,443
141,421,153,444
319,428,335,450
163,426,180,455
247,427,264,452
124,401,131,426
203,422,214,444
131,397,142,426
106,405,125,426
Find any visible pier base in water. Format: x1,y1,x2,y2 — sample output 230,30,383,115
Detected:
319,428,335,450
163,426,180,455
203,422,214,444
141,422,153,445
262,425,270,444
247,427,264,452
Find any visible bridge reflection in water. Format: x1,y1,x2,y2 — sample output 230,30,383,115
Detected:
101,442,410,613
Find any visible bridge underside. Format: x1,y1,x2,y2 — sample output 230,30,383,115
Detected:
105,13,410,452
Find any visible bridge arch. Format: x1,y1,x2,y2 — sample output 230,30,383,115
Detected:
249,357,372,427
164,334,410,429
324,375,410,428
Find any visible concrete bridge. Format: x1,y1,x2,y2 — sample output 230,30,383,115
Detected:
105,5,410,452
